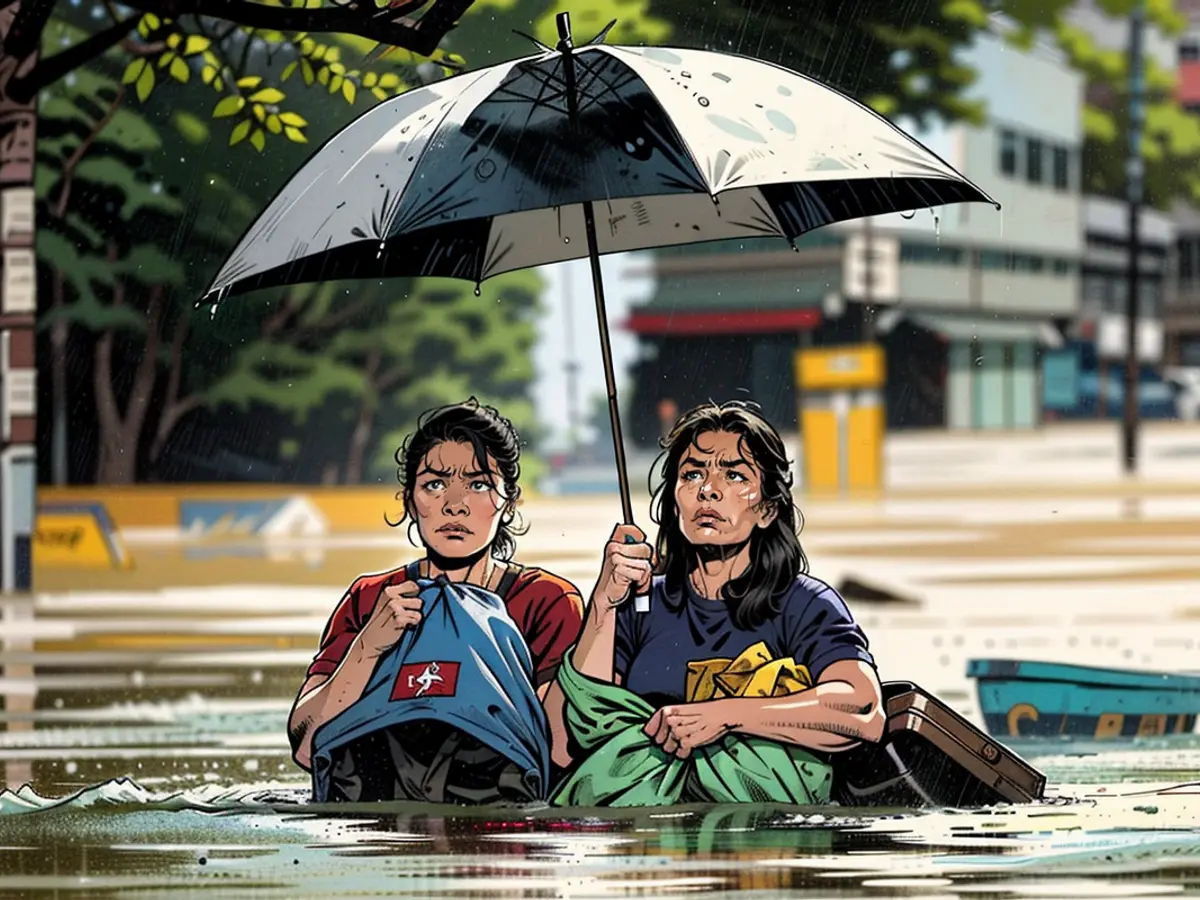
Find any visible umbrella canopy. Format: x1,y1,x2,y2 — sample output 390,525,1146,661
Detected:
204,14,998,534
204,31,995,299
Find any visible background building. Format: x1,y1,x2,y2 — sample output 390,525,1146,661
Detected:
625,23,1085,442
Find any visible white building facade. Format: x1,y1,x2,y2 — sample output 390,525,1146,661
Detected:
832,26,1085,431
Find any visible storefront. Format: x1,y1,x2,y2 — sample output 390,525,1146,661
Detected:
879,310,1062,431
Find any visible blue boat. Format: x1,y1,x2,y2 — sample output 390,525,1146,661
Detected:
967,658,1200,740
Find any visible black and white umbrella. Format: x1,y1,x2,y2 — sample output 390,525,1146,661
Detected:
205,12,998,524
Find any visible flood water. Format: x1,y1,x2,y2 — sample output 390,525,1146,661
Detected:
6,483,1200,899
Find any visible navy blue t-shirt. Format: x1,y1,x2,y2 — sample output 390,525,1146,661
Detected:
613,574,875,706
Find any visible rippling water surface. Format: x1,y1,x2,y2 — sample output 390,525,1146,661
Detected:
4,741,1200,898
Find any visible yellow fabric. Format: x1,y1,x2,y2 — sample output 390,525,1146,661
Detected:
684,641,813,702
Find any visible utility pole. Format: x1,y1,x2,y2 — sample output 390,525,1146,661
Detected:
862,216,876,342
563,261,582,457
1122,0,1145,474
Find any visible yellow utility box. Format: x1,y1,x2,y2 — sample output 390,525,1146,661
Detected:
795,344,886,495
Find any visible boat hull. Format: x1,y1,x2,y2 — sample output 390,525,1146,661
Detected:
968,658,1200,740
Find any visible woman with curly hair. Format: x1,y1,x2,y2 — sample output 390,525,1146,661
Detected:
288,399,584,802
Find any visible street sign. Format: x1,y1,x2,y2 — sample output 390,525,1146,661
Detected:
842,232,900,302
1096,314,1162,363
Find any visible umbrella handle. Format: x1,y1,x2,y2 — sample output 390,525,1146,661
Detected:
624,534,651,614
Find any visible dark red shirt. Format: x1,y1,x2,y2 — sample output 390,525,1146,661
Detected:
306,565,585,688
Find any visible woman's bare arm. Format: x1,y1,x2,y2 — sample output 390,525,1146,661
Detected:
287,636,381,770
724,660,886,752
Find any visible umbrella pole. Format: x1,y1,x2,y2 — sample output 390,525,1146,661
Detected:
580,202,636,526
558,12,635,526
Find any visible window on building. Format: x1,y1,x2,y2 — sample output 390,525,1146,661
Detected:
900,242,964,265
999,129,1018,176
1181,39,1200,61
1052,259,1073,276
1083,274,1106,310
1181,338,1200,367
1052,146,1070,190
1180,237,1197,283
1026,137,1044,185
1134,281,1160,317
979,250,1008,270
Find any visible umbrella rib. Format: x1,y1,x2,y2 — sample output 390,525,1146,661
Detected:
748,194,785,236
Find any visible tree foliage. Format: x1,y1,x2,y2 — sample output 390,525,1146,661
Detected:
206,271,544,483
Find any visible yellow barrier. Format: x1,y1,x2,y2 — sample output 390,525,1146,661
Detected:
34,503,134,570
795,344,886,496
38,486,408,533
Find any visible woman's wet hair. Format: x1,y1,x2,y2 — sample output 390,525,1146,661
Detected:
388,397,527,560
650,399,808,629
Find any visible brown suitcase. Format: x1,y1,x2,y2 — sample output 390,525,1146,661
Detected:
831,681,1047,808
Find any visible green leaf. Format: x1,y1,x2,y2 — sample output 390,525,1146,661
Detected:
229,119,252,146
172,110,209,144
249,128,266,152
284,126,307,143
278,111,307,127
169,55,190,83
114,243,187,287
248,87,285,104
301,59,315,85
281,60,298,81
266,114,282,134
237,75,263,89
122,58,146,85
212,95,245,118
183,35,211,55
135,63,155,102
342,78,356,103
73,156,183,218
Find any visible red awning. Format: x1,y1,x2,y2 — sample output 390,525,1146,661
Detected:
625,308,821,336
1179,61,1200,104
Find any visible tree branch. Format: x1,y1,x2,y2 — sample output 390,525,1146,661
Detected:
54,86,125,220
124,285,166,443
10,16,138,102
150,395,203,465
262,290,304,336
3,0,55,61
377,364,409,392
94,247,124,439
118,0,475,57
121,38,167,57
13,0,474,99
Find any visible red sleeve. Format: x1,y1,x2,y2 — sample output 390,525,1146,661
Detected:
306,569,404,679
507,572,585,687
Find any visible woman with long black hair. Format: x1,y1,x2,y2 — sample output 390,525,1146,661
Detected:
571,399,884,761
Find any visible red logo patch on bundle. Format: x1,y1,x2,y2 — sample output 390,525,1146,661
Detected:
391,661,460,700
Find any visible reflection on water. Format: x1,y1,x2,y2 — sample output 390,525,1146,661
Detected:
3,785,1200,897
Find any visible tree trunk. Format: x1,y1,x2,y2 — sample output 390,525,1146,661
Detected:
50,270,67,485
92,279,165,485
0,3,40,594
344,348,382,485
321,462,341,485
148,309,198,469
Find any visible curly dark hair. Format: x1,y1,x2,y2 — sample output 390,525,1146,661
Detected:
649,399,808,629
388,397,528,560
